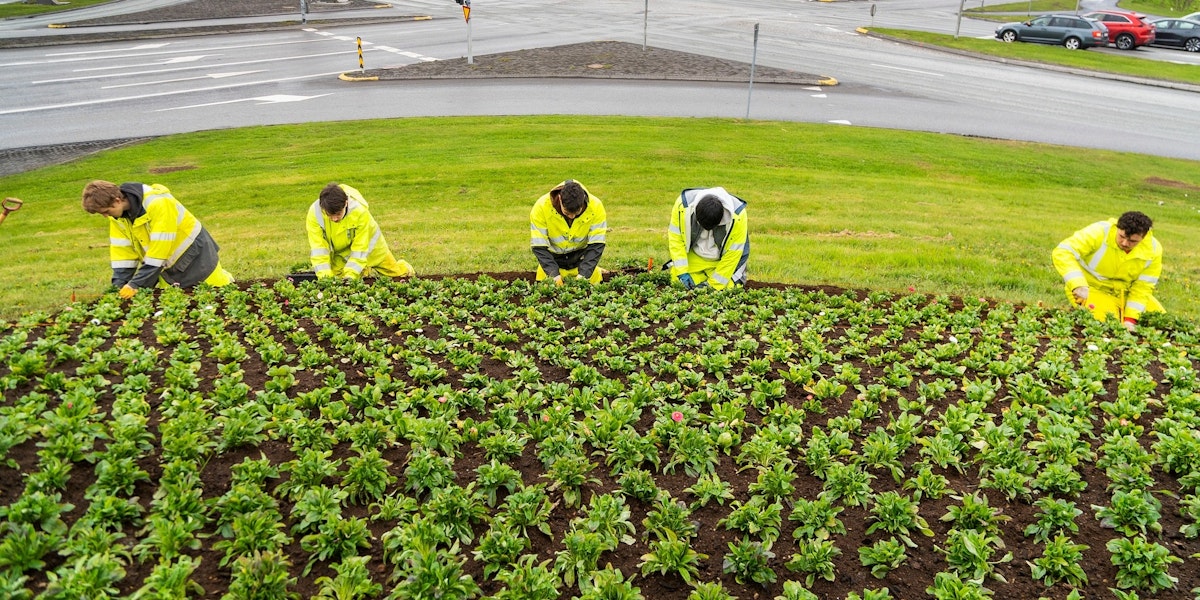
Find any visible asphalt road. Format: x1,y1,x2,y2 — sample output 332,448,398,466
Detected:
1,0,1198,161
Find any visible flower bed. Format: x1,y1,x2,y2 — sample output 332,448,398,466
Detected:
1,273,1198,599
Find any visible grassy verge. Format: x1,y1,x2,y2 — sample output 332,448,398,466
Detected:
964,0,1200,19
965,0,1078,14
1,115,1198,321
964,0,1192,17
869,27,1200,85
1119,0,1196,17
0,0,112,19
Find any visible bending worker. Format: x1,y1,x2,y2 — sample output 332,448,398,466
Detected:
82,180,233,299
306,183,414,280
1052,210,1163,332
530,179,607,285
666,187,749,290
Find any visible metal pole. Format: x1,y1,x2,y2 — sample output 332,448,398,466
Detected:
467,20,473,64
357,36,363,72
643,0,648,51
954,0,965,39
745,23,758,120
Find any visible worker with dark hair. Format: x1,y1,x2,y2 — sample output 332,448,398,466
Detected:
666,187,749,290
1052,210,1163,331
530,180,607,285
82,180,233,299
306,182,414,280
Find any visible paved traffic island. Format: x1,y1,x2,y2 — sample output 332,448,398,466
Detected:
342,40,838,86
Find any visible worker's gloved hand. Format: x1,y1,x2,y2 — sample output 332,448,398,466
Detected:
553,275,564,287
118,285,137,300
1123,319,1137,333
678,273,695,290
1072,286,1089,303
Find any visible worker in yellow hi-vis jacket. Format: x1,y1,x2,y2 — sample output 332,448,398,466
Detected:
666,187,749,290
82,180,233,299
530,179,607,285
1052,210,1163,332
306,183,414,280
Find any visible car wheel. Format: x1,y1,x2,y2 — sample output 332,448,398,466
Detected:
1115,33,1135,50
1001,30,1018,43
1187,38,1200,52
1063,37,1082,50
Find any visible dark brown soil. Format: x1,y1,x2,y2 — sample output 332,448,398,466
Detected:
3,273,1198,600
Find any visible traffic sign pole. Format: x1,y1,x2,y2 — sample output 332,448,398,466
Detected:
463,0,473,65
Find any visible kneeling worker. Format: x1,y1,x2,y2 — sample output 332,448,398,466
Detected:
306,183,414,280
667,187,749,290
82,180,233,298
1052,210,1163,332
530,180,607,285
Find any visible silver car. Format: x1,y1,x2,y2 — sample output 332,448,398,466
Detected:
995,14,1109,50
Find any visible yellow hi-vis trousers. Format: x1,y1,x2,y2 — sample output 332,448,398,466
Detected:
1065,286,1163,322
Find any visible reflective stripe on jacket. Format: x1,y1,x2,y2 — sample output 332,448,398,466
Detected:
668,187,749,290
1052,218,1163,321
529,181,607,255
109,183,218,289
306,184,393,279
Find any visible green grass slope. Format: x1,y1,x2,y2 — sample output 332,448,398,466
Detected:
1,116,1198,321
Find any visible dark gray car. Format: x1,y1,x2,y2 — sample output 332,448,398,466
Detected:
1149,18,1200,52
995,14,1109,50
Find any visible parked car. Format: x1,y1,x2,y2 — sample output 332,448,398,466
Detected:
995,14,1109,50
1183,12,1200,21
1081,10,1156,49
1149,18,1200,52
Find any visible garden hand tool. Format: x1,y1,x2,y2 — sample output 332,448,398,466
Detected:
0,197,22,226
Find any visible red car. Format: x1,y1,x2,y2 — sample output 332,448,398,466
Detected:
1082,10,1157,49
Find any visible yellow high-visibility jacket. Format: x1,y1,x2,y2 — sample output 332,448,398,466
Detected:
668,187,749,290
306,184,395,279
529,181,607,271
1052,218,1163,321
108,183,223,289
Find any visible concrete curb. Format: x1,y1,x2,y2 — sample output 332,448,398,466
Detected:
856,27,1200,94
338,71,839,86
0,15,433,49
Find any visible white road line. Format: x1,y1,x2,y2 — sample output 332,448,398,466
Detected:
44,43,171,56
306,26,439,62
101,71,267,89
0,70,347,116
870,63,945,77
160,93,333,111
0,38,348,67
32,50,365,83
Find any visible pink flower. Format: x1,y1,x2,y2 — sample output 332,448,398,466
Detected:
671,411,684,423
542,414,551,422
907,286,915,292
438,395,448,403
